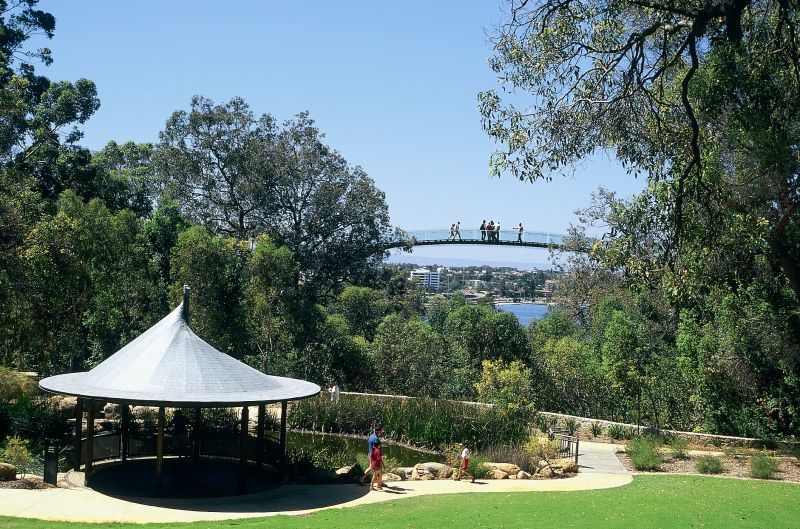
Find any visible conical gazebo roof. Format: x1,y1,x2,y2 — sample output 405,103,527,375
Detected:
39,292,320,406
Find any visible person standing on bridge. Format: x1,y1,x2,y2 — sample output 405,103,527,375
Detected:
496,222,501,241
517,223,524,243
447,224,455,241
454,221,462,240
487,221,495,241
480,220,486,241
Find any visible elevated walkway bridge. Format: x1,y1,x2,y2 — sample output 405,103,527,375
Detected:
387,229,567,250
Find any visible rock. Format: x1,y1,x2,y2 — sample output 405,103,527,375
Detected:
517,471,531,479
0,463,15,481
558,459,579,473
419,462,452,479
383,472,402,482
537,460,551,470
103,403,118,419
395,467,413,479
539,466,555,478
485,462,521,475
486,469,509,479
420,473,435,480
335,465,360,479
410,467,421,480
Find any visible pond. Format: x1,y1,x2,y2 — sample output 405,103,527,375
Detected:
280,430,446,467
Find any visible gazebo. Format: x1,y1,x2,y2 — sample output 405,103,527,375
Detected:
39,286,320,495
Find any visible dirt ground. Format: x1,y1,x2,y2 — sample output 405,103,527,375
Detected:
0,477,53,489
617,448,800,482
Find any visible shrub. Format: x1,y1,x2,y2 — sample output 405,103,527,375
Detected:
526,437,559,465
1,436,32,477
589,422,603,438
562,417,579,435
467,453,490,479
695,454,723,474
750,452,779,480
627,436,662,471
608,424,635,440
535,414,550,434
668,437,688,459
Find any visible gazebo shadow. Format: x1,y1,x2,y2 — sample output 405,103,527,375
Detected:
87,458,371,513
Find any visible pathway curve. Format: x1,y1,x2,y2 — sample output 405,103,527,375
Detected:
0,443,631,524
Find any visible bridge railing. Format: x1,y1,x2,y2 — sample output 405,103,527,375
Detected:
393,229,566,246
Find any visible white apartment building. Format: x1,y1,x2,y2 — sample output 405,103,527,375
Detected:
410,268,440,291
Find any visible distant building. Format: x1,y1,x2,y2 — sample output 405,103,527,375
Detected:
410,268,440,291
466,279,486,291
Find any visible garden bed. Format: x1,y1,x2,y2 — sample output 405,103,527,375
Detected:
0,477,52,490
617,448,800,482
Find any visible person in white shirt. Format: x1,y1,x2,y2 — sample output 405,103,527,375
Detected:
330,383,340,403
454,441,475,482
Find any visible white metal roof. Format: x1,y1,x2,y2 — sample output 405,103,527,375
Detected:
39,300,319,406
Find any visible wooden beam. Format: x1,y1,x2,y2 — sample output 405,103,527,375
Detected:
256,404,265,467
85,400,95,484
121,404,130,463
73,398,83,471
279,401,287,472
156,406,165,496
193,408,201,465
238,405,249,494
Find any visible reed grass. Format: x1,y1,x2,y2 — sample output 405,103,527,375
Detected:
288,394,532,451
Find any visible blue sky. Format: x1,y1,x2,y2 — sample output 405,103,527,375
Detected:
39,1,645,267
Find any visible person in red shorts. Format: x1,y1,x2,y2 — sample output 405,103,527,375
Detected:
368,439,384,490
454,441,475,482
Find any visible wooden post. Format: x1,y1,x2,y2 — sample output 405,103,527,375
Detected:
256,404,265,467
279,401,287,472
73,398,83,471
85,400,95,484
238,405,249,494
156,407,165,495
192,408,201,465
121,404,130,463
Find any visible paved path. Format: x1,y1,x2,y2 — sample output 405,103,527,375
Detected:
0,443,631,523
578,441,630,475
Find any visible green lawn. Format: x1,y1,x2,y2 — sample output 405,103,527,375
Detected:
1,475,798,529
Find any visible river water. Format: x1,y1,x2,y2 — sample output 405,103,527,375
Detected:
496,303,550,326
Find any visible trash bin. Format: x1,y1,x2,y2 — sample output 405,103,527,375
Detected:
44,441,58,486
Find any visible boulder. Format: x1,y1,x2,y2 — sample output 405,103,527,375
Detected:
517,471,531,479
335,465,360,480
410,467,421,480
420,473,435,480
486,469,509,480
0,463,16,481
418,462,452,479
395,467,414,479
539,466,555,478
383,472,403,482
558,459,579,474
484,462,521,475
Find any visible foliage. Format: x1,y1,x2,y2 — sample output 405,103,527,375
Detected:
668,437,688,460
750,452,779,480
288,394,532,451
0,368,35,401
695,455,724,475
590,422,603,438
607,424,636,441
627,436,663,471
525,437,560,464
480,444,536,473
0,435,32,477
474,359,534,410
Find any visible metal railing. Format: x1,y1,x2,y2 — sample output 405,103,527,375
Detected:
393,229,566,246
553,432,579,463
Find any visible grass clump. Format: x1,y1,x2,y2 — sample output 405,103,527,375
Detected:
608,423,635,440
695,454,724,474
750,451,779,480
668,437,688,459
627,436,662,471
589,421,603,438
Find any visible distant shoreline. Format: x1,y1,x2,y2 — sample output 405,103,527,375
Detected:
494,301,550,306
